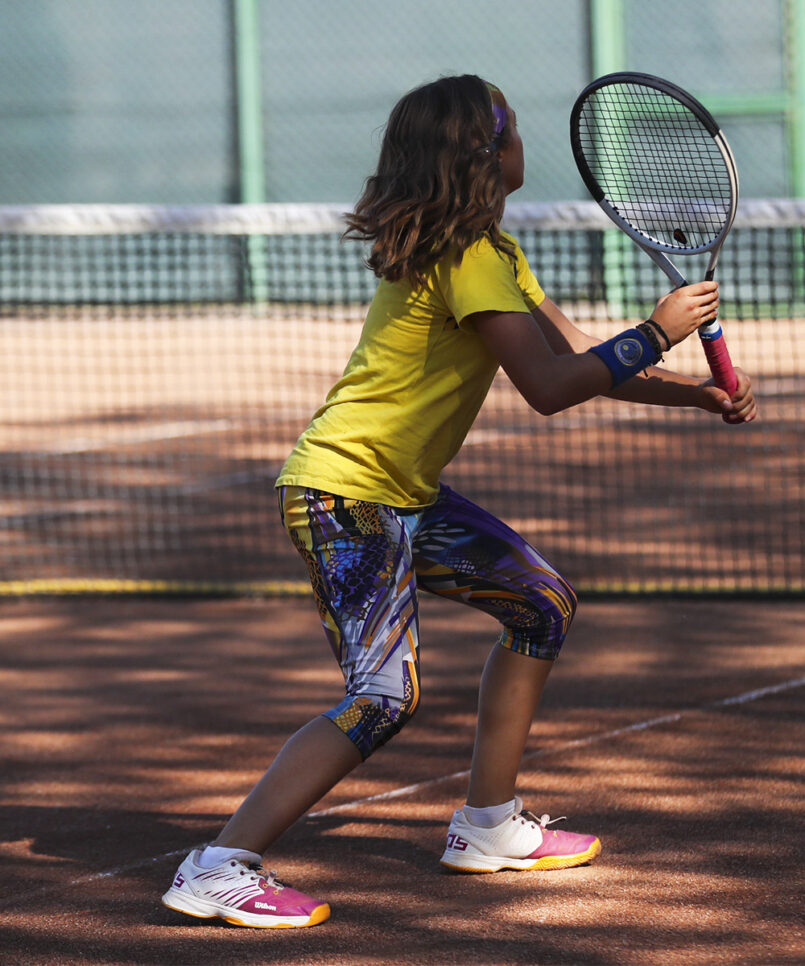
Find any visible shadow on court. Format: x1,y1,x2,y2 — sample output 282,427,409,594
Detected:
0,595,803,965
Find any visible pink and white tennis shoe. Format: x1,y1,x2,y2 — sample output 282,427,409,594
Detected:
162,850,330,928
440,797,601,873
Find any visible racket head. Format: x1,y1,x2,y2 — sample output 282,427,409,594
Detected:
570,72,739,258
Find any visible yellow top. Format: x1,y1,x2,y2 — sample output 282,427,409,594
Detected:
276,231,545,507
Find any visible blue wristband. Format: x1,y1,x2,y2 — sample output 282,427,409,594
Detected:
587,327,660,388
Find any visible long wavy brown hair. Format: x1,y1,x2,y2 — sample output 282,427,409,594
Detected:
343,75,515,285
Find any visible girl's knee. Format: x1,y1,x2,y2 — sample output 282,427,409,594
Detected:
324,687,419,760
499,576,577,661
498,622,566,661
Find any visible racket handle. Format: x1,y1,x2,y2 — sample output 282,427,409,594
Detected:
699,320,739,395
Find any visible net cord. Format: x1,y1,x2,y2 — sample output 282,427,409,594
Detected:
0,198,796,237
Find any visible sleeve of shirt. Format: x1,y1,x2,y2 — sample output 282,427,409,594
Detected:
511,236,547,313
436,232,546,327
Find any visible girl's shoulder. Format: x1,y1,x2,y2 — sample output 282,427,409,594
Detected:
466,229,521,254
435,230,522,267
442,232,524,281
498,228,521,250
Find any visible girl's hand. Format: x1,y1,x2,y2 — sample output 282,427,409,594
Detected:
651,281,720,347
699,367,758,423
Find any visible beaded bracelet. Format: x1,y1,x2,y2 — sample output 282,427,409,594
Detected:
645,318,671,352
636,322,665,363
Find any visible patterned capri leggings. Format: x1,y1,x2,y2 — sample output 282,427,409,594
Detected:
279,483,577,760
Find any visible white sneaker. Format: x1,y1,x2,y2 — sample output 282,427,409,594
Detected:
440,797,601,873
162,849,330,928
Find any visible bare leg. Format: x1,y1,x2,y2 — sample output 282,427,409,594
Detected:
214,716,362,855
466,645,553,807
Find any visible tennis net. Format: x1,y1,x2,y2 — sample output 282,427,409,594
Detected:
1,201,802,595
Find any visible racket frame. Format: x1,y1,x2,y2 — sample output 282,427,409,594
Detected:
570,71,740,394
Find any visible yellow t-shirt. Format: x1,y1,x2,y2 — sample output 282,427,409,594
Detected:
276,231,545,507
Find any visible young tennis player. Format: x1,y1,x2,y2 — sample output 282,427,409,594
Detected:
162,75,756,929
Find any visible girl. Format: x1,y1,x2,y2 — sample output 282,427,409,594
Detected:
162,75,756,929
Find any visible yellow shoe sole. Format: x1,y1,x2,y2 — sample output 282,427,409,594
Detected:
441,837,602,874
162,895,331,928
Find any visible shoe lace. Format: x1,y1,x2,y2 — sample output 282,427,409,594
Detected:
244,863,286,891
519,809,567,828
230,860,288,891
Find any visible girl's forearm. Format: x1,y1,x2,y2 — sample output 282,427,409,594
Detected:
531,299,708,410
606,366,707,407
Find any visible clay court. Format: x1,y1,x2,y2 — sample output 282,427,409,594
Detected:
1,208,803,964
1,593,803,965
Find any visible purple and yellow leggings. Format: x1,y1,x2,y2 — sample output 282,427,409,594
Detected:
279,483,577,760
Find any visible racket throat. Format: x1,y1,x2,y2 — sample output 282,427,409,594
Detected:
642,245,687,287
704,260,719,282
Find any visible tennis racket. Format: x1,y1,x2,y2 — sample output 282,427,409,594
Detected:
570,71,740,395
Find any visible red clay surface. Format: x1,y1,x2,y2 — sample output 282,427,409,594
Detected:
1,595,803,965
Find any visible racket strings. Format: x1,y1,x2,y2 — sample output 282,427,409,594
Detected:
577,84,733,250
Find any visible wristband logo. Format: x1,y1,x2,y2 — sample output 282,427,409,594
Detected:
614,338,643,366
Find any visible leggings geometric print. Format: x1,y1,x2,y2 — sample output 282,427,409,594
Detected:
279,483,577,759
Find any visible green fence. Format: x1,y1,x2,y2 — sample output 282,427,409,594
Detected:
0,1,801,205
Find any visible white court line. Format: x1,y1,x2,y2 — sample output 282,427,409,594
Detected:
44,419,234,454
2,674,803,908
308,674,805,817
307,709,689,816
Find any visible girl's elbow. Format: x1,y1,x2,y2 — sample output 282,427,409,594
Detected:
513,372,574,416
526,384,578,416
537,401,564,417
528,392,562,416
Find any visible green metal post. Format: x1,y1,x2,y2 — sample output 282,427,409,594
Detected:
233,0,269,300
589,0,626,76
785,0,805,306
786,0,805,196
588,0,629,318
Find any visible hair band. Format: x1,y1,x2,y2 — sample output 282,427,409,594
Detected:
485,82,507,150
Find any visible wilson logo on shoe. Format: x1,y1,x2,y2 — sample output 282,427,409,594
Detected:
446,833,469,851
254,902,277,910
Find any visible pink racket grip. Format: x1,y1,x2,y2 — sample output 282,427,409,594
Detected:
699,321,739,396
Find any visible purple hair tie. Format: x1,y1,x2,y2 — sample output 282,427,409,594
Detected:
485,83,507,149
491,103,507,140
